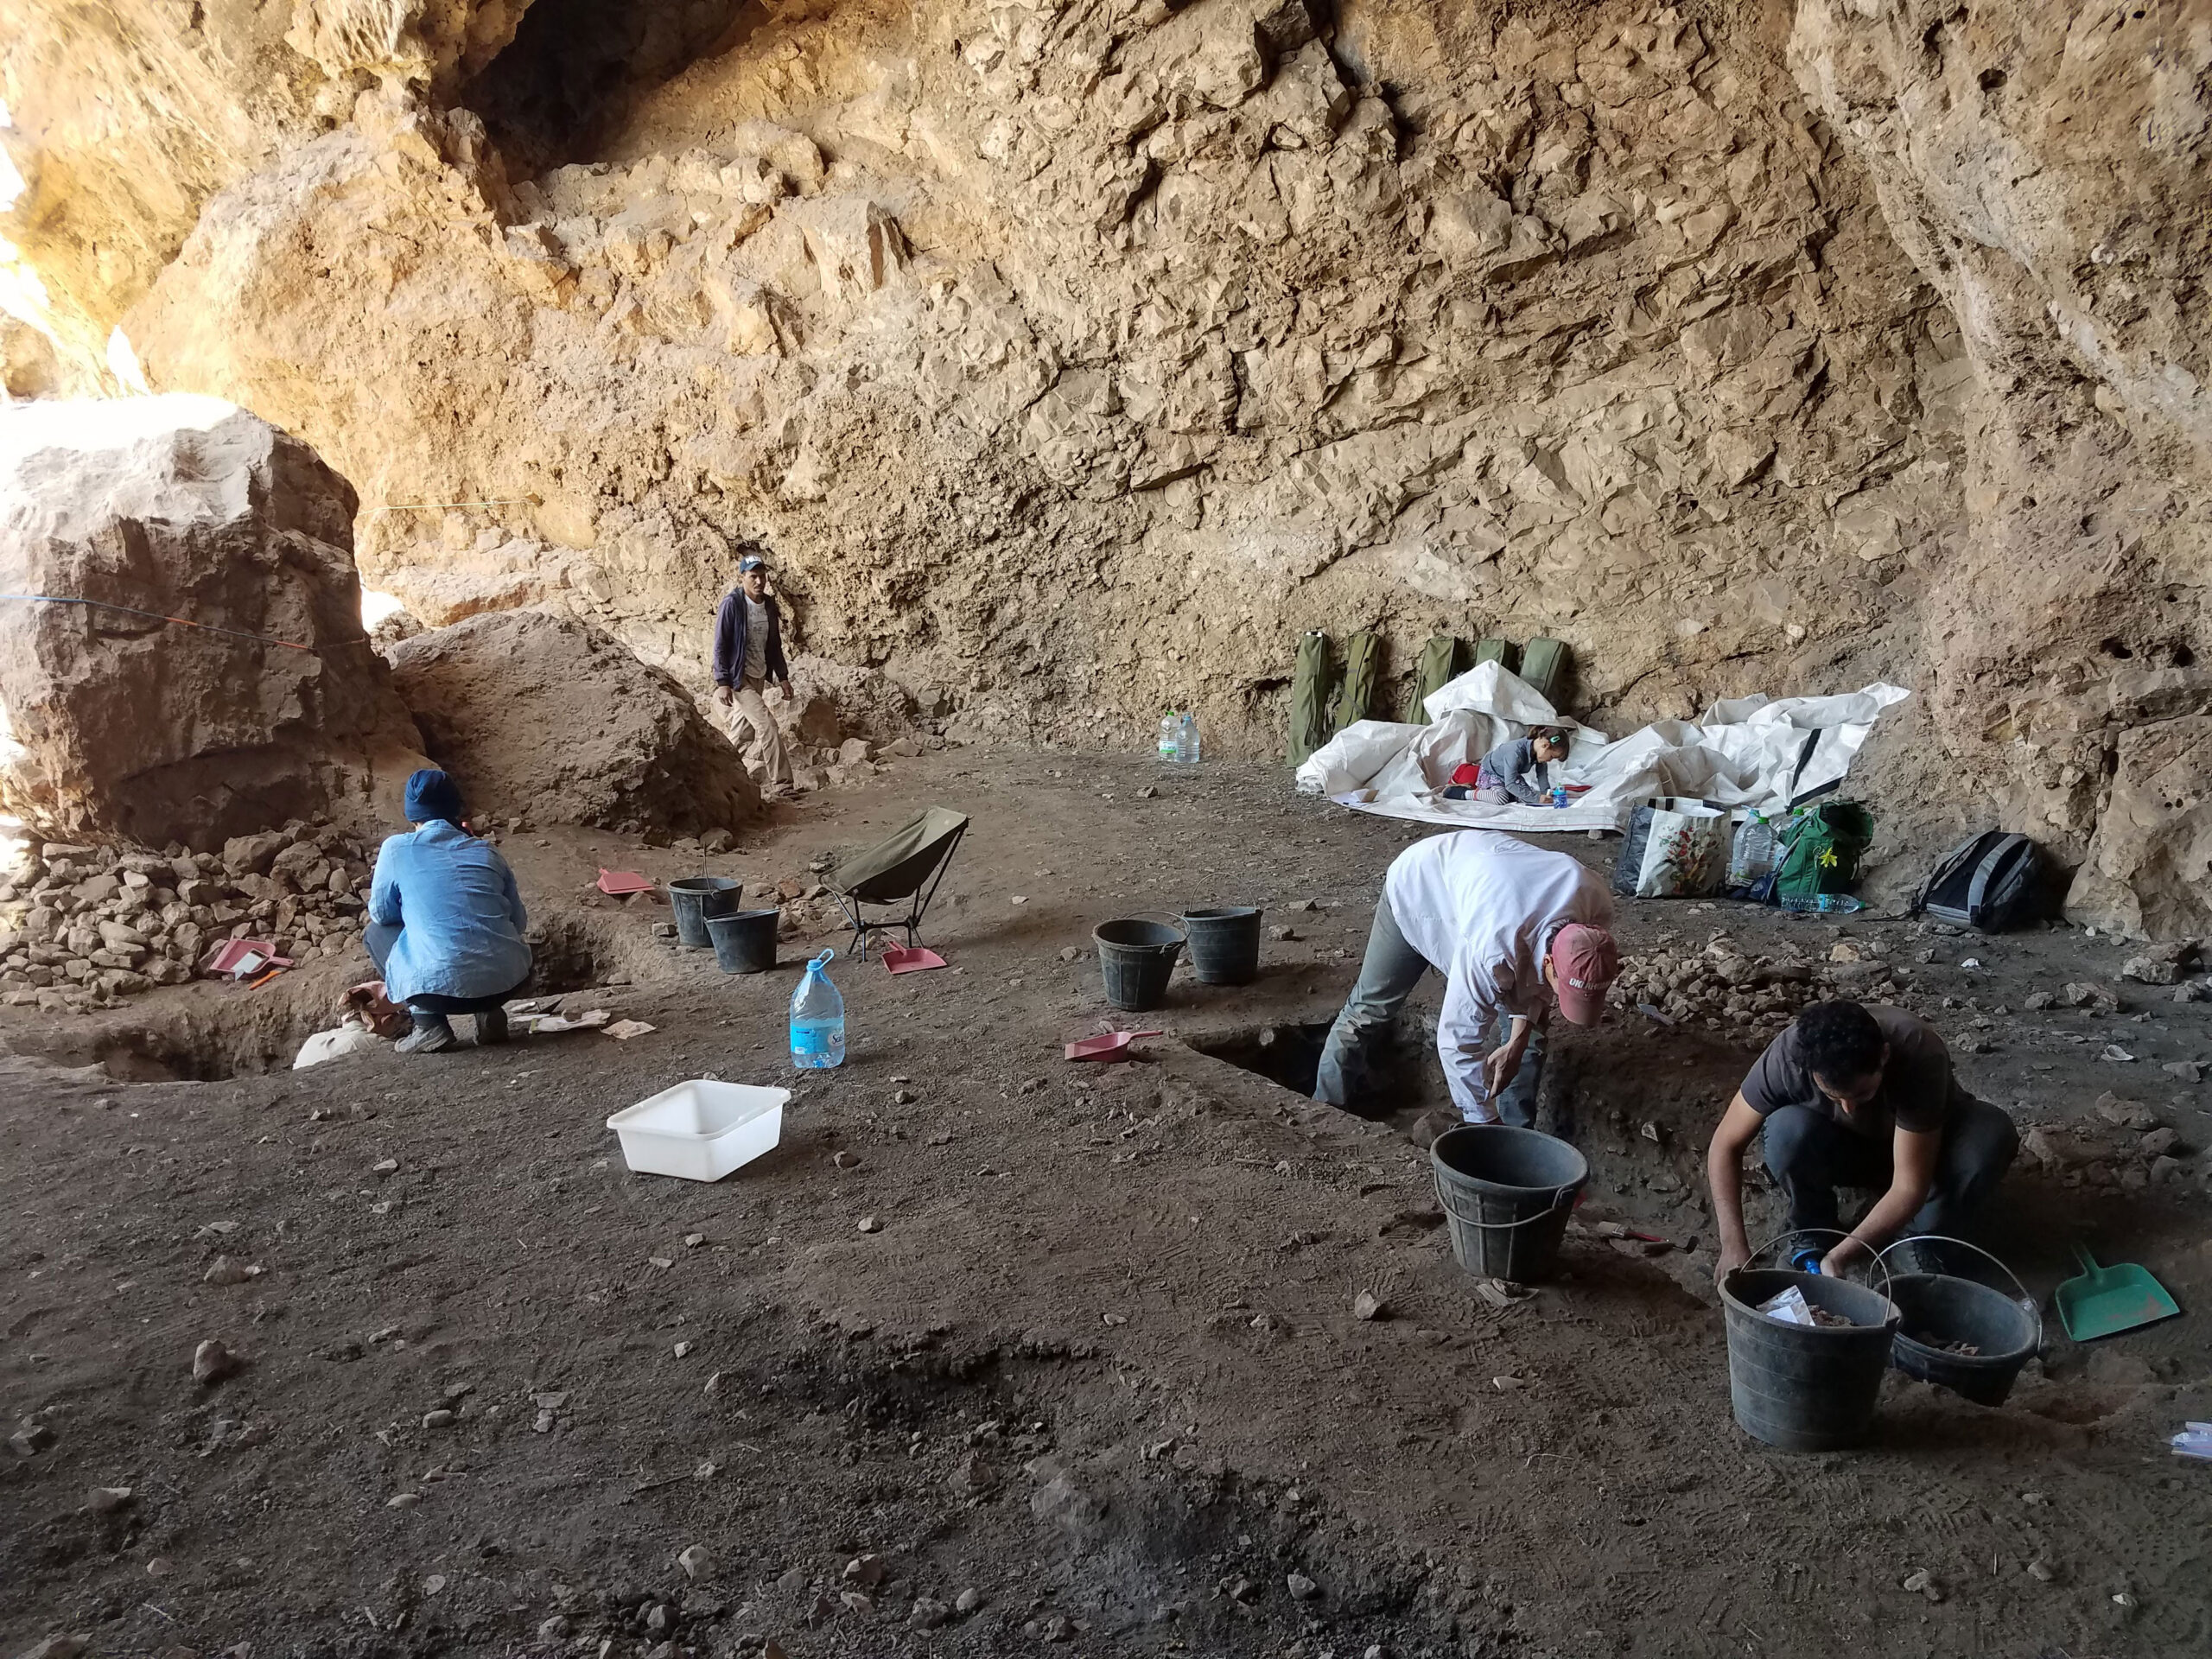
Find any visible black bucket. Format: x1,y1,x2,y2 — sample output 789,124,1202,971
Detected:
1888,1274,2038,1407
1182,907,1262,985
1428,1124,1588,1283
1720,1268,1899,1452
704,907,779,975
668,876,741,948
1095,918,1185,1012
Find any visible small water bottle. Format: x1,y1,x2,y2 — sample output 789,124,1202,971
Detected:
1157,709,1181,763
1179,709,1201,765
1550,785,1568,808
790,950,845,1069
1789,1248,1824,1274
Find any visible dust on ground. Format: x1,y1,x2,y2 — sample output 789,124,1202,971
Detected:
3,750,2209,1658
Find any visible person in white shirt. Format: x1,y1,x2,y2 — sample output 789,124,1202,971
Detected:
1314,831,1622,1125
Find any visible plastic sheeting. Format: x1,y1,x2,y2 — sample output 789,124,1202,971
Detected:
1294,662,1910,834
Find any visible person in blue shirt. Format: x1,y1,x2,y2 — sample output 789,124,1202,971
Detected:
365,769,533,1054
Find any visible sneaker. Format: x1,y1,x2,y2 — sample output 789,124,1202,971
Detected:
1884,1238,1948,1279
475,1007,510,1046
396,1016,456,1055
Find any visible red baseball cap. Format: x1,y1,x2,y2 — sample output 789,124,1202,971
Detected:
1548,924,1620,1026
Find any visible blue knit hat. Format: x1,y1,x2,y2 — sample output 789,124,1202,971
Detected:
404,768,465,826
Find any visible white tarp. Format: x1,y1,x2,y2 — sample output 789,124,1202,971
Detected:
1295,662,1910,833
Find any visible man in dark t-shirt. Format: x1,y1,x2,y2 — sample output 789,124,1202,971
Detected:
1705,1001,2018,1279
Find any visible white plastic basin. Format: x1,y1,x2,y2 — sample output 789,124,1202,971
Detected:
606,1080,787,1181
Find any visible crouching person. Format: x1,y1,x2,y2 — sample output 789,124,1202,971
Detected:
365,769,532,1054
1707,1001,2018,1280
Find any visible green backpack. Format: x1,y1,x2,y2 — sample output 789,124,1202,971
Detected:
1332,632,1383,734
1289,630,1336,765
1774,801,1875,900
1402,634,1464,722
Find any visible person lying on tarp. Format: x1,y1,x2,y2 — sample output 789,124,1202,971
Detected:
1705,1000,2018,1281
365,769,533,1055
1313,830,1621,1126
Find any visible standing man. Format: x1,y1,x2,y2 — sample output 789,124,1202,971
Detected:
1705,1000,2018,1280
1314,830,1621,1126
712,551,794,794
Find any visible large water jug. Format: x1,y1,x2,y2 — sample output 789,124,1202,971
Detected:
790,950,846,1069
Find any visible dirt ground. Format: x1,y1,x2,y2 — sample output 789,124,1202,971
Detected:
3,749,2209,1659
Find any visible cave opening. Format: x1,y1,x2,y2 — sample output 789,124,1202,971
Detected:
461,0,772,172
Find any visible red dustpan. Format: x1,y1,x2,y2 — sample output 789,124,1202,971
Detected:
1064,1030,1162,1060
882,945,948,974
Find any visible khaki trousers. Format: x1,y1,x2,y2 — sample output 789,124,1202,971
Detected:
724,677,793,787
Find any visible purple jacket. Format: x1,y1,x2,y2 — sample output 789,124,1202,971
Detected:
711,590,789,689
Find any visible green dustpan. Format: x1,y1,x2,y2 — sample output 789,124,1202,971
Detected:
2054,1246,2181,1341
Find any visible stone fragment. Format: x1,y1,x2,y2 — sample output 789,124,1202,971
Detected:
857,1215,880,1234
10,1422,55,1456
2121,955,2183,985
192,1339,245,1385
909,1598,950,1630
1287,1572,1319,1601
1351,1290,1386,1321
202,1255,262,1286
955,1587,982,1615
678,1544,711,1580
86,1485,134,1513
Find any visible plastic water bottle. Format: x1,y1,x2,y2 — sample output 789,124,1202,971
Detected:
1789,1248,1824,1274
790,950,845,1069
1157,709,1182,763
1550,785,1568,808
1728,811,1777,894
1781,892,1865,915
1179,710,1201,764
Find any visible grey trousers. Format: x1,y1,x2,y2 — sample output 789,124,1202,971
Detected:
1313,897,1543,1126
1763,1096,2019,1238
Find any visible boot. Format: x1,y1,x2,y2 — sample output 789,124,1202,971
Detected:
396,1012,456,1055
475,1007,510,1046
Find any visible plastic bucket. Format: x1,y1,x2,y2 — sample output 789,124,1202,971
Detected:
1888,1274,2038,1407
1720,1268,1899,1451
1181,907,1262,985
1094,918,1185,1012
668,876,741,948
1428,1124,1587,1283
704,907,779,975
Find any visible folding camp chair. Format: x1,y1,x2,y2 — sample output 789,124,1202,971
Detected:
823,805,969,960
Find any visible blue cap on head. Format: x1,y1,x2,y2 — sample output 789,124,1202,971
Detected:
738,554,767,573
404,768,465,826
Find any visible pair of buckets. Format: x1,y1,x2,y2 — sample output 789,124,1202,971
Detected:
667,876,778,975
1719,1233,2040,1451
1093,907,1262,1011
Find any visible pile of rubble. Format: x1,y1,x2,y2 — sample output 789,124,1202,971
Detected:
0,824,373,1014
2021,1092,2198,1192
1608,934,1856,1046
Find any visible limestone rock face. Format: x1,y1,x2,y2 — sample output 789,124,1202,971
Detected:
3,0,2205,903
2064,715,2212,941
384,608,760,836
1790,0,2212,917
0,397,429,848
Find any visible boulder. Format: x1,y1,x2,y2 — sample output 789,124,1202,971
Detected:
386,609,759,836
2066,716,2212,941
0,397,428,848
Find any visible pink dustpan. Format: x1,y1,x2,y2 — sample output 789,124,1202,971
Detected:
882,945,948,974
1064,1030,1163,1060
596,868,655,896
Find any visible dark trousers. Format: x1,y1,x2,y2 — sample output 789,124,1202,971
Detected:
364,923,525,1017
1762,1096,2019,1239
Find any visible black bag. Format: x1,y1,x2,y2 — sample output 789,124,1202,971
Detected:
1910,830,2049,931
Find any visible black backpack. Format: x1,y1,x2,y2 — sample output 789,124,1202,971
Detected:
1910,830,2048,931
